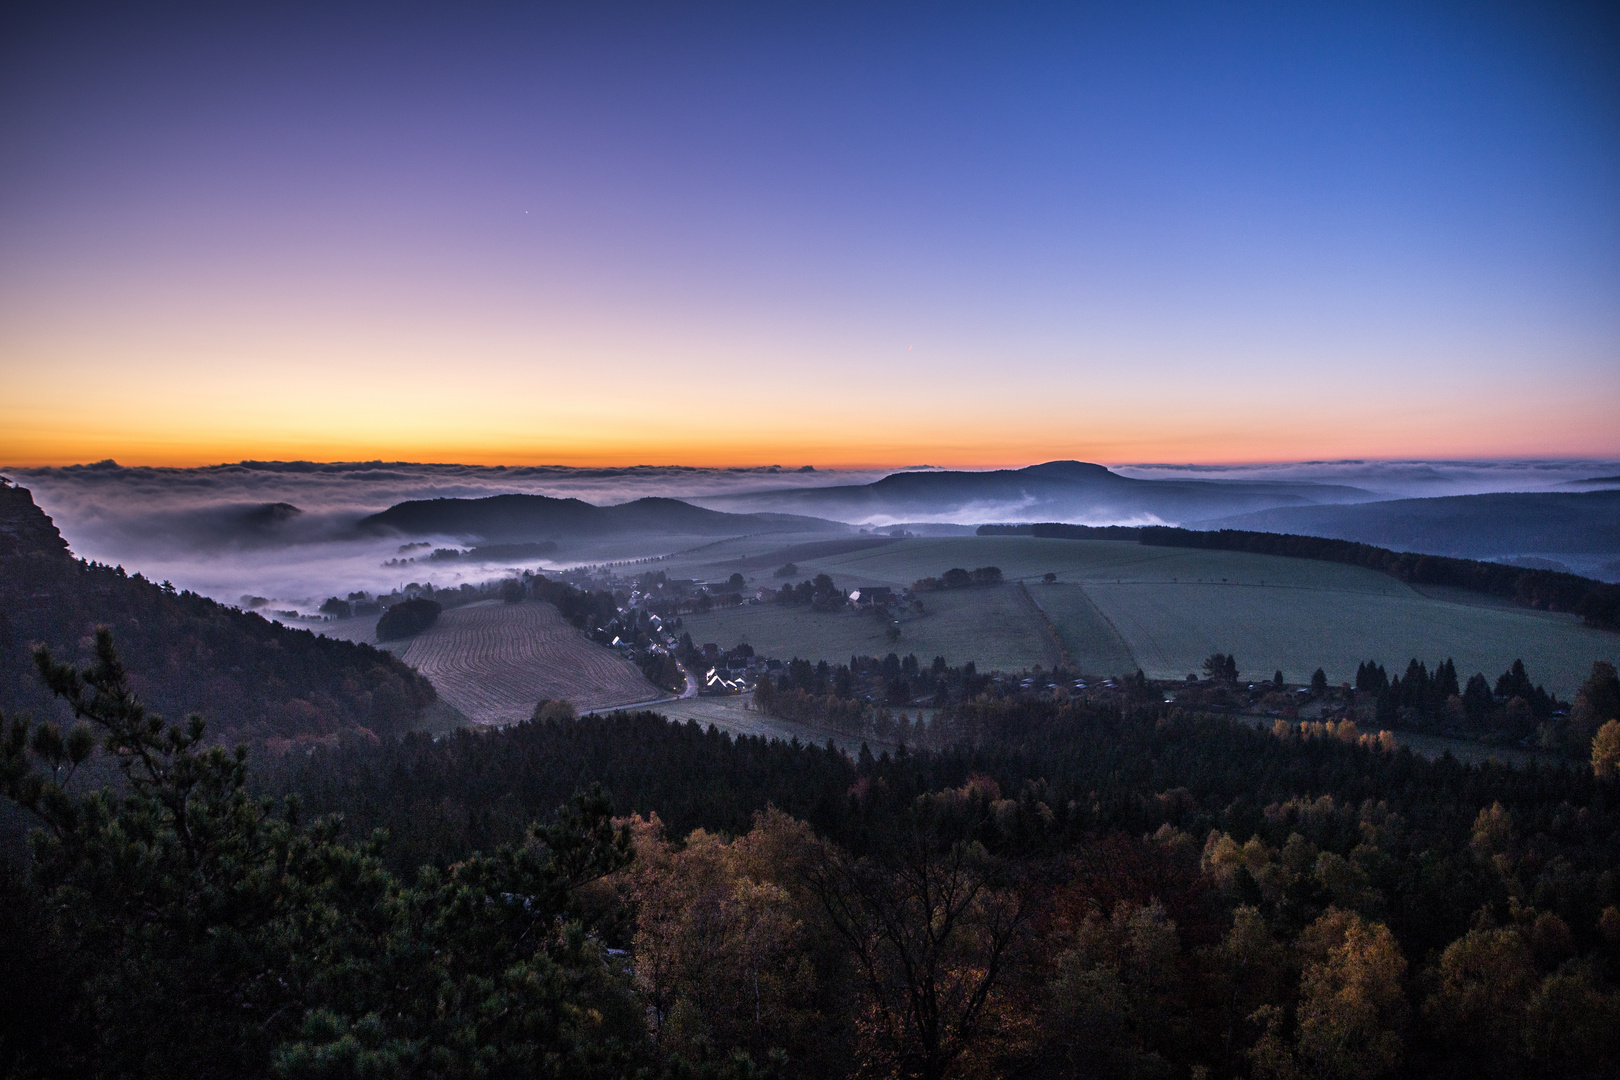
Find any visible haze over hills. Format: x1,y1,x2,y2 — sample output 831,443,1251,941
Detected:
358,494,843,544
689,460,1378,526
1198,489,1620,579
1564,475,1620,489
7,457,1620,609
0,479,437,742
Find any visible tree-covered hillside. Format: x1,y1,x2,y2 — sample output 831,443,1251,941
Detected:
0,478,435,742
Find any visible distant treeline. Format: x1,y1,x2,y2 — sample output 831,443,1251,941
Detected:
978,522,1620,629
426,541,559,562
755,652,1001,717
772,572,846,611
912,565,1004,590
979,522,1144,541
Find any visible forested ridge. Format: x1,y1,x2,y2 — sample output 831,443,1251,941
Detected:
3,631,1618,1080
0,479,436,742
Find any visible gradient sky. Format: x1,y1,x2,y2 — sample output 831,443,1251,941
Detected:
2,1,1617,468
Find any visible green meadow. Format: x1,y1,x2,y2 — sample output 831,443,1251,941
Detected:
662,536,1617,696
678,583,1060,675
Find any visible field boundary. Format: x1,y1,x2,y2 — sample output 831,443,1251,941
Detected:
1016,582,1073,670
1067,582,1140,675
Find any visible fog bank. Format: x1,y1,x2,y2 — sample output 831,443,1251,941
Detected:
7,457,1614,615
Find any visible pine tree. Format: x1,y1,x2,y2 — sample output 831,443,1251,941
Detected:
1,631,645,1079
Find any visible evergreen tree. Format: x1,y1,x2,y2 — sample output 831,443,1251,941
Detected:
0,631,645,1080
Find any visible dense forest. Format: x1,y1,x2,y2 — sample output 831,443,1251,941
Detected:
0,480,435,743
3,630,1618,1080
977,523,1620,629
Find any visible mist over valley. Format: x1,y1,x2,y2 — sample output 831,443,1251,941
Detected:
8,457,1618,617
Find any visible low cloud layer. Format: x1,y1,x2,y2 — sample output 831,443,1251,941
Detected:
2,461,888,613
6,457,1614,613
1111,459,1619,497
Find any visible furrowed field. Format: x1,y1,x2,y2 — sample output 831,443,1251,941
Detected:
402,600,660,723
662,536,1617,694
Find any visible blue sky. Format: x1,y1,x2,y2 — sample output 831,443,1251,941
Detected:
2,0,1616,465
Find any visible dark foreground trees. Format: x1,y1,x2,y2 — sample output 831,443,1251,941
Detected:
0,630,643,1080
804,780,1033,1080
5,632,1620,1080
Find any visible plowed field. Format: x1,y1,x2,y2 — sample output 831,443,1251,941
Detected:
402,601,659,724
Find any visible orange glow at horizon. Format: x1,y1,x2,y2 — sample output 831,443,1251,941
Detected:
4,243,1617,472
7,392,1618,472
6,3,1620,480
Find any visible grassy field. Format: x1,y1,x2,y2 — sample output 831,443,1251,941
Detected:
1074,580,1611,692
1025,582,1140,674
679,584,1059,671
661,537,1616,695
400,600,660,723
664,534,1415,593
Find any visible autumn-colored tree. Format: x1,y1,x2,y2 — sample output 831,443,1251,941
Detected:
1522,963,1620,1077
1041,899,1183,1079
1296,910,1407,1080
1211,906,1290,1070
1420,926,1536,1078
1592,718,1620,778
610,810,829,1073
1469,801,1515,877
1564,660,1620,756
1252,908,1407,1080
804,779,1033,1080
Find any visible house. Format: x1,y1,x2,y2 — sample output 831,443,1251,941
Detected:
701,667,743,694
850,586,894,607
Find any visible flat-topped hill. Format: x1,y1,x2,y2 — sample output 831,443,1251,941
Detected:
692,460,1374,523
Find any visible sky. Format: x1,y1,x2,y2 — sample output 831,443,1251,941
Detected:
2,0,1617,468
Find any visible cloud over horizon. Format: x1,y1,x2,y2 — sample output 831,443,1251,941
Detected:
6,456,1615,615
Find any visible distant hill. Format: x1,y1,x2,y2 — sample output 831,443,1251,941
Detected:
0,478,436,744
691,460,1375,524
1196,490,1620,560
358,493,843,542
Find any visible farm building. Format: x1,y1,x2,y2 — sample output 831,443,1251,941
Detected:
849,586,894,607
